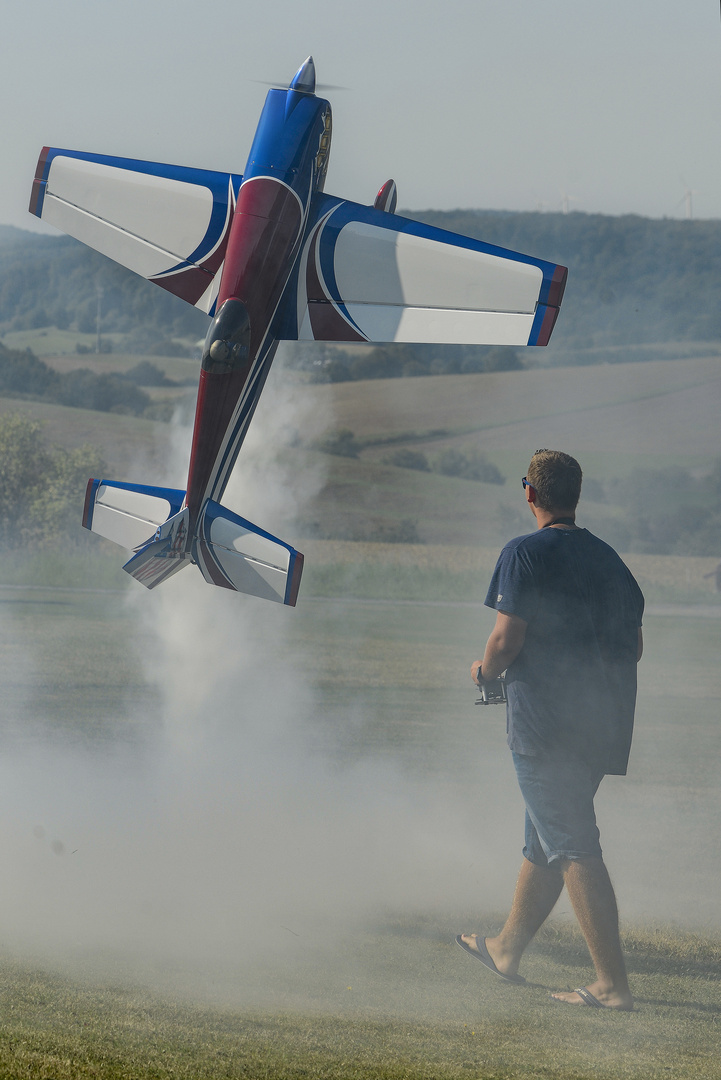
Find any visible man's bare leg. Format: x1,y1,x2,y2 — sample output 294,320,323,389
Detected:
461,857,563,978
550,857,634,1010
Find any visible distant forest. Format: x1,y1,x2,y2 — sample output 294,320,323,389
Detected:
2,209,720,376
0,226,207,354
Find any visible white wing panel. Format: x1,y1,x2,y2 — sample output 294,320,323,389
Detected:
46,156,214,263
342,304,536,345
41,193,180,280
281,193,567,347
333,223,542,313
31,148,239,311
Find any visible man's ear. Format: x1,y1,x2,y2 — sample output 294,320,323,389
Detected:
526,485,537,506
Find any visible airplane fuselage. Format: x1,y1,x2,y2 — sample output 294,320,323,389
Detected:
186,86,332,524
31,55,568,604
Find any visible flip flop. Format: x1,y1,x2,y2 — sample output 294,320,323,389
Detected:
571,987,605,1007
455,935,526,985
550,987,634,1011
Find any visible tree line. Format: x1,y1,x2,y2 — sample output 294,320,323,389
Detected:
3,208,721,375
0,413,104,548
0,341,155,414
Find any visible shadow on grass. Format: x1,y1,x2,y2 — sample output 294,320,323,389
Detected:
530,924,721,982
633,996,721,1014
379,913,721,1013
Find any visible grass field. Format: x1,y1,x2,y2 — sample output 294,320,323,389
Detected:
0,569,717,1078
1,350,720,549
275,353,721,547
1,328,200,362
1,542,719,606
297,354,721,459
0,349,717,1076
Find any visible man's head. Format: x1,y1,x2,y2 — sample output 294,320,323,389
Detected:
525,449,582,512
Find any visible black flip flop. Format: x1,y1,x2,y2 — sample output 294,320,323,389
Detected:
549,987,635,1010
455,935,526,985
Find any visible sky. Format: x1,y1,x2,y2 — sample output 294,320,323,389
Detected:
2,0,721,232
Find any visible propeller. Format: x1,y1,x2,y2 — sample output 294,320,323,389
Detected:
253,56,348,93
252,80,348,91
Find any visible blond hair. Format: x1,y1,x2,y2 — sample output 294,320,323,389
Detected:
526,449,582,511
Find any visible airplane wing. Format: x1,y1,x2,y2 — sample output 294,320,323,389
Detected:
30,148,243,314
276,194,567,346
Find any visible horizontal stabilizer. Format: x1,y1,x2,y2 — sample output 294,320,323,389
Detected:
83,479,186,550
195,500,303,606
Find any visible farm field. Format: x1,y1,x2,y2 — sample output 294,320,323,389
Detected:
0,579,717,1078
299,353,721,464
1,328,201,365
1,350,720,550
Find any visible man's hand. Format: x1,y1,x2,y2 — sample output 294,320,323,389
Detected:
471,660,485,686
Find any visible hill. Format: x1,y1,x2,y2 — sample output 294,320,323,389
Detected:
301,353,721,458
2,211,721,368
0,227,206,354
403,209,721,357
3,351,719,560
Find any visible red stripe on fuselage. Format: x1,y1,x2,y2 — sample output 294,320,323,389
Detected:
186,177,304,518
218,177,303,347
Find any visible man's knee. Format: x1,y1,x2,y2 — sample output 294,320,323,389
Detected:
560,855,612,884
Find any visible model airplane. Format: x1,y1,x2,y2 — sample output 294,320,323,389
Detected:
29,57,567,606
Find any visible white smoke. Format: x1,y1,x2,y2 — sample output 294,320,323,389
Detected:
0,359,716,1013
0,361,522,1003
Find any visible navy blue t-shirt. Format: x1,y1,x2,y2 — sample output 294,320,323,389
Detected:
485,527,644,775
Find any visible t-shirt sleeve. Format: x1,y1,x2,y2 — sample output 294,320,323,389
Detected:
630,571,645,627
484,540,540,623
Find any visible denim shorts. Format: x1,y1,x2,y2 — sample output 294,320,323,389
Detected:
512,750,605,866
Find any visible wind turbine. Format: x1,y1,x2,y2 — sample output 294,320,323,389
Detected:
559,190,578,214
679,176,697,220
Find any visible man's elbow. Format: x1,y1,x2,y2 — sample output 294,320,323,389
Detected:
489,633,525,668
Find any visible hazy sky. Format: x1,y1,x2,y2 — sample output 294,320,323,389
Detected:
2,0,720,232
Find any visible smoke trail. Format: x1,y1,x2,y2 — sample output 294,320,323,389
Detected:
0,359,713,1013
0,360,522,1003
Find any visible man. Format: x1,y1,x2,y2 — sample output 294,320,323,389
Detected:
458,449,643,1011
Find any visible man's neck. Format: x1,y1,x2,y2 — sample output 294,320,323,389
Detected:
534,508,577,530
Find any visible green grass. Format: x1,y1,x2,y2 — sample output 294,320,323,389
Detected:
0,922,718,1079
0,549,128,590
2,327,109,356
0,581,717,1077
1,542,718,606
301,558,721,605
2,328,199,363
298,355,721,457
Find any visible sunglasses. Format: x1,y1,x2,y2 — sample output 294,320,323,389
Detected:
521,477,535,490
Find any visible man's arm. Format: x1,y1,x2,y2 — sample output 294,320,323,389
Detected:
471,610,528,685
